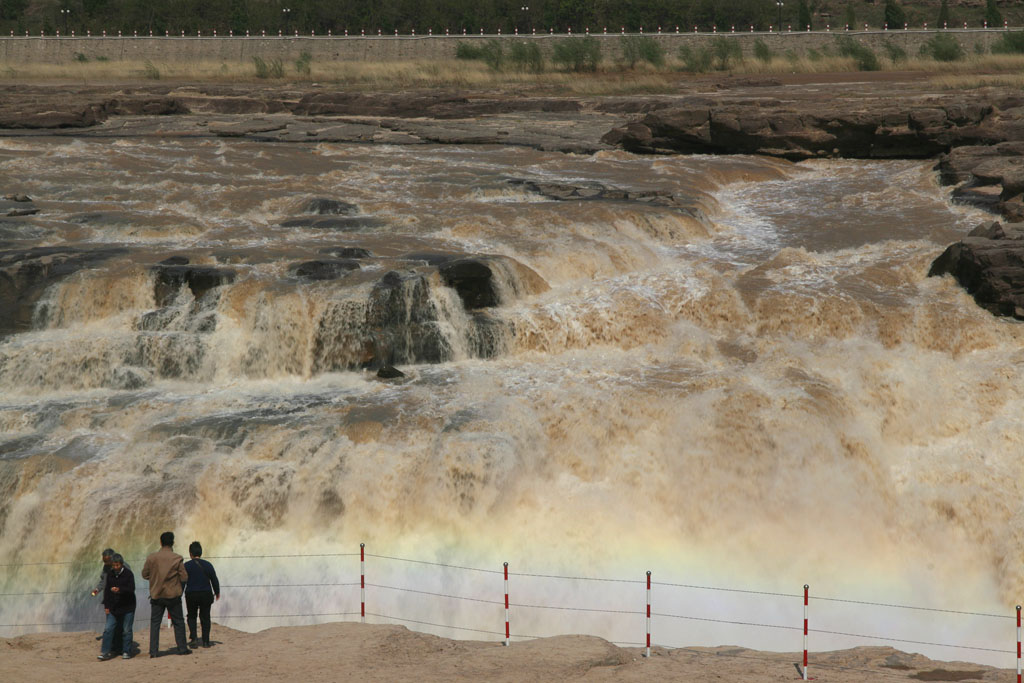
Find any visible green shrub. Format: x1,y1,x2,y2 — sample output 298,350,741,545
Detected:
881,41,907,63
551,37,601,72
455,39,506,70
974,42,986,56
883,0,906,28
919,33,964,62
73,52,88,62
96,56,109,62
992,31,1024,54
455,42,485,60
509,41,543,72
753,39,773,63
678,44,713,72
620,35,665,67
295,51,312,76
835,36,880,71
253,56,285,78
711,37,742,70
142,59,160,80
985,0,1002,28
807,48,822,62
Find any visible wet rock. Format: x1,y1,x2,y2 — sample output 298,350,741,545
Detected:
509,178,704,213
928,222,1024,319
603,96,1001,159
0,198,38,217
968,221,1007,240
159,255,190,265
4,207,38,217
0,246,128,335
318,246,372,259
208,120,287,137
151,265,236,306
279,216,386,231
301,198,358,215
105,366,152,391
103,97,188,117
438,258,500,309
376,365,405,379
3,195,31,202
289,259,361,281
0,105,105,129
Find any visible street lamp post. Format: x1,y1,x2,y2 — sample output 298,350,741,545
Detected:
60,8,70,34
282,8,291,33
776,1,784,29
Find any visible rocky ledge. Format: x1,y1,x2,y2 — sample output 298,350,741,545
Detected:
928,221,1024,320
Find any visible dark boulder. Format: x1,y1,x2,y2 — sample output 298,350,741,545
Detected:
376,365,405,379
438,258,500,309
159,255,190,265
151,265,236,306
289,259,361,281
928,222,1024,319
279,216,386,231
318,246,372,259
301,198,358,215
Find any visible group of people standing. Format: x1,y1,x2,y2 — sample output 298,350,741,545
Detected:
93,531,221,661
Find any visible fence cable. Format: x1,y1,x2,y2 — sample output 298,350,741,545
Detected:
812,595,1014,620
366,583,502,606
652,611,802,632
652,581,801,598
364,554,502,575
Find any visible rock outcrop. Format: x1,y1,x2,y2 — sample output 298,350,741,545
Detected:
928,221,1024,320
601,97,1010,160
0,246,128,334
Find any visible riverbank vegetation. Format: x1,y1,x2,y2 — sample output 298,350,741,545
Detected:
4,35,1024,94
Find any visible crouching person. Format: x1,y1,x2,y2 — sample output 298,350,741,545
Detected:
98,554,135,661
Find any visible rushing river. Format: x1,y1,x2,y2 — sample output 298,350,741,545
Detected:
1,137,1022,665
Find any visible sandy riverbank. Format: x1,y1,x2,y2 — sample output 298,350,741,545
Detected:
3,622,1017,681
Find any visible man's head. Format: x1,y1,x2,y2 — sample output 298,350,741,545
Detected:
101,548,115,566
159,531,174,548
111,553,124,572
189,541,202,559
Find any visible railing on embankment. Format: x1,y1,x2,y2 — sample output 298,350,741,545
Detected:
0,26,1019,64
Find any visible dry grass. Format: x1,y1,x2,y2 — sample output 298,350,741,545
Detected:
2,52,1024,94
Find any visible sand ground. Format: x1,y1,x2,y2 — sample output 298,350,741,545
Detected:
2,621,1018,681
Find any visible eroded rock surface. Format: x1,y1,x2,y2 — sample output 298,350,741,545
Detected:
928,221,1024,319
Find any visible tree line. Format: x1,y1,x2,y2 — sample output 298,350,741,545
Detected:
0,0,1011,35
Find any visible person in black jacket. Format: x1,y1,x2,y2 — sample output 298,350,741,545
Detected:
183,541,220,648
98,553,136,661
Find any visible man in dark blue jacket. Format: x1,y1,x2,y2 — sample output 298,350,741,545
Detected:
184,541,220,648
98,553,136,661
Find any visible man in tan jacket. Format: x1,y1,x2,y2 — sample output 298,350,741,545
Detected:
141,531,191,657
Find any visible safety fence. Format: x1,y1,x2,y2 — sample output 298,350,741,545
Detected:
2,23,1022,39
1,545,1022,681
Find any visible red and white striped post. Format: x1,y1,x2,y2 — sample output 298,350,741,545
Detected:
803,584,809,681
1016,605,1021,683
360,543,365,623
503,562,510,646
645,571,652,658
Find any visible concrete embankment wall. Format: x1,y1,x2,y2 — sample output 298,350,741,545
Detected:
0,30,1012,65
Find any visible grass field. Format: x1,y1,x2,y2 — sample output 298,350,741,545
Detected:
2,52,1024,93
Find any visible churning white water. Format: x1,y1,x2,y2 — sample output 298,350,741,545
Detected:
1,138,1021,666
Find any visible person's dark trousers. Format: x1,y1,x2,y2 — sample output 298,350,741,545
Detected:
185,591,215,645
149,596,188,656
